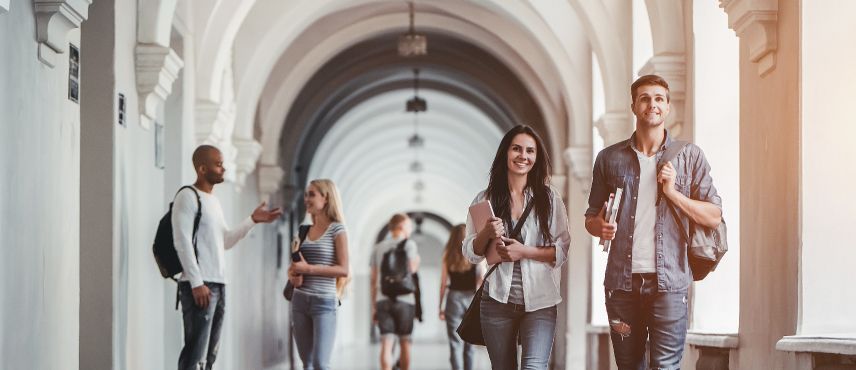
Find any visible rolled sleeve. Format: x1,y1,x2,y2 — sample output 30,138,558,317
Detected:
550,189,571,268
462,193,486,265
689,145,722,209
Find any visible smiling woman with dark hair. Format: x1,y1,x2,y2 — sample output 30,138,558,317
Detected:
462,125,571,370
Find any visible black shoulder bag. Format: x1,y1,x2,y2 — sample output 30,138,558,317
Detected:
456,200,534,345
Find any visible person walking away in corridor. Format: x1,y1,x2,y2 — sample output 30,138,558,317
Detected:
463,125,571,370
439,224,485,370
287,179,350,370
370,213,421,370
173,145,282,370
585,75,723,370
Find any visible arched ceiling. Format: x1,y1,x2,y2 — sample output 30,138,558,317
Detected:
307,89,503,261
280,32,547,192
230,0,590,170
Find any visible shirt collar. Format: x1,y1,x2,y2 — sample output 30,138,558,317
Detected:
626,128,673,153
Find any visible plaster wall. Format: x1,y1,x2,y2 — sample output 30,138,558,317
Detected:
0,5,81,369
798,0,856,335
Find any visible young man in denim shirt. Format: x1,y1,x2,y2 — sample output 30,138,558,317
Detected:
585,75,723,370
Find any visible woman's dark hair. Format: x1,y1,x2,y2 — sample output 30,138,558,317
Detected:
485,125,553,244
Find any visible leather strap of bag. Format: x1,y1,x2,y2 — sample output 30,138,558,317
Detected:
480,199,535,284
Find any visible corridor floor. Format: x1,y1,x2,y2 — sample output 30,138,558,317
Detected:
273,340,492,370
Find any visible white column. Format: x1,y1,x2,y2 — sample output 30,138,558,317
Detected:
34,0,92,67
563,146,593,370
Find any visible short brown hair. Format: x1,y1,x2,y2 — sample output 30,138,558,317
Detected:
388,213,410,230
631,74,670,103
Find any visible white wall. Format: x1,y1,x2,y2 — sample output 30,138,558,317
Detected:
632,0,653,77
217,180,279,370
690,0,740,334
799,0,856,335
0,6,81,369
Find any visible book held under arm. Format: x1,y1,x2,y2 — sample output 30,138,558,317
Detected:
468,200,502,265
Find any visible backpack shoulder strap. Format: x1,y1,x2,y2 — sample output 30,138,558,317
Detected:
658,140,690,169
396,238,409,250
176,185,202,261
298,225,311,243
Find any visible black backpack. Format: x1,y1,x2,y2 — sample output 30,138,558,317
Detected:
380,239,415,299
153,186,202,279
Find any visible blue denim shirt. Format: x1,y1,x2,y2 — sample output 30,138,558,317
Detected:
585,130,722,292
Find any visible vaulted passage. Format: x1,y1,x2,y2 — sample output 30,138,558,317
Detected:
2,1,856,370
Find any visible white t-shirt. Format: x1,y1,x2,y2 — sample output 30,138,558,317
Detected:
171,186,255,287
632,150,657,273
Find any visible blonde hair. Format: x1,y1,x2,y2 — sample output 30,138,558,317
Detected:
309,179,346,224
442,224,471,273
308,178,350,298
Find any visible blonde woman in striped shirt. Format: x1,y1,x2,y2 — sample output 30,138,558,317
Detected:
288,179,350,370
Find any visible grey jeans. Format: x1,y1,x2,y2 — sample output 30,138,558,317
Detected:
445,289,477,370
480,294,557,370
178,282,226,370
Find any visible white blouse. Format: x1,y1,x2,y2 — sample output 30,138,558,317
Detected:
462,186,571,312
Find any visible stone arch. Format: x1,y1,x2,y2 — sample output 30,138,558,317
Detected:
226,1,585,194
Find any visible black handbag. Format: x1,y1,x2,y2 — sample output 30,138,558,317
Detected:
456,200,534,345
283,225,311,301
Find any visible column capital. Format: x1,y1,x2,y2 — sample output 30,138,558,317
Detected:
233,138,263,190
595,111,633,146
563,146,592,195
34,0,92,67
195,99,234,145
258,164,285,200
136,44,183,130
720,0,778,76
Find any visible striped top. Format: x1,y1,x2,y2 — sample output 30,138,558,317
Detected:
508,219,526,304
295,222,346,297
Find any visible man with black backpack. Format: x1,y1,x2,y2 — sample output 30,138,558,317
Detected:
171,145,281,370
585,75,723,370
370,213,421,370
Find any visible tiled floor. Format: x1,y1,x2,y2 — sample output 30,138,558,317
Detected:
272,340,493,370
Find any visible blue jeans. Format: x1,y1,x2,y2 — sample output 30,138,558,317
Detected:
480,294,557,370
178,282,225,370
605,273,688,370
445,290,476,370
291,289,338,370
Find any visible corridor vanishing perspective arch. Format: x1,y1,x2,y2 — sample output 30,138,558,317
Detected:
11,1,856,370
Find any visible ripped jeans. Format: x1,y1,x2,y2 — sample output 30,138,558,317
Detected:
605,273,688,370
